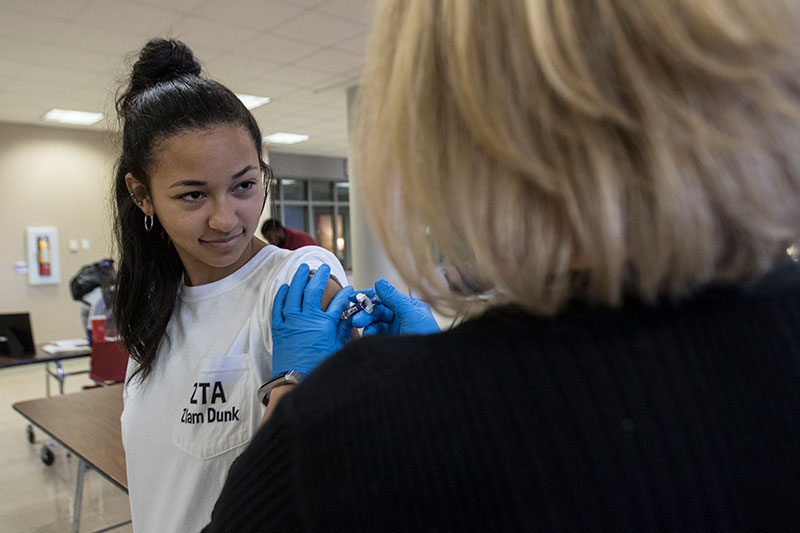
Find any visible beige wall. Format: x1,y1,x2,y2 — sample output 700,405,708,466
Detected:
0,122,117,342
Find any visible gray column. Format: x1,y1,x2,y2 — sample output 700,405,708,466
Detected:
346,86,404,291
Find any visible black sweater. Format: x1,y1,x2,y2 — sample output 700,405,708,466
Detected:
205,265,800,532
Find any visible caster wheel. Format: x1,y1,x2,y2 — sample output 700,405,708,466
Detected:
26,425,35,444
41,446,55,466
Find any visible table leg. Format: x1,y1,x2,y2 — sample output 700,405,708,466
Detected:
72,458,86,533
56,360,66,395
45,362,51,397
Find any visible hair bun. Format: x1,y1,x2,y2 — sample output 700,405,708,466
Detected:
131,38,201,86
117,39,202,116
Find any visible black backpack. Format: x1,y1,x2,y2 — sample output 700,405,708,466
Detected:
70,259,115,303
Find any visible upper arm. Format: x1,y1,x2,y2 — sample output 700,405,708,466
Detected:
257,246,349,350
319,277,343,312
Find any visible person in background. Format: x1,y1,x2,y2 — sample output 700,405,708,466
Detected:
111,39,351,532
207,0,800,531
261,218,318,250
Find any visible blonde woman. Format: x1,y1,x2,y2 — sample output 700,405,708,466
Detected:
206,0,800,530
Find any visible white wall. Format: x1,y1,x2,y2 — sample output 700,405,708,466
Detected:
0,122,116,342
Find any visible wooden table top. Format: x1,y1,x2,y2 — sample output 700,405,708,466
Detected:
13,384,127,491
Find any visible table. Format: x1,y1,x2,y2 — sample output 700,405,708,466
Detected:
13,385,128,533
0,344,91,396
2,345,93,448
0,344,89,368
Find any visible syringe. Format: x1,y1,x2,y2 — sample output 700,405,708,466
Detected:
341,293,381,320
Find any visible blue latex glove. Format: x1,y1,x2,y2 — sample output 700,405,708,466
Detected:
271,263,355,376
351,279,440,336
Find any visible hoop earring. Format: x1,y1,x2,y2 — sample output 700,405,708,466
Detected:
144,214,154,232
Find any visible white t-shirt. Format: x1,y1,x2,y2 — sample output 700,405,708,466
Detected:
120,245,348,533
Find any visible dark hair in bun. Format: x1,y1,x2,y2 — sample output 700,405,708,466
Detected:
116,38,202,116
111,38,272,384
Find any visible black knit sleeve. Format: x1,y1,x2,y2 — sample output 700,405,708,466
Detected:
202,335,385,533
202,399,301,533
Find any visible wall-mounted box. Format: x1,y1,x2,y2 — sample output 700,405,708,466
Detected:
26,226,60,285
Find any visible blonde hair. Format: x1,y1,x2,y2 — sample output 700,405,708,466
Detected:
355,0,800,315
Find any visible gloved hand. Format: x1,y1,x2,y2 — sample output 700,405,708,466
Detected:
271,263,355,376
351,279,440,336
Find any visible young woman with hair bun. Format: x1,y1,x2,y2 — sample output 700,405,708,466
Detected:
112,38,351,532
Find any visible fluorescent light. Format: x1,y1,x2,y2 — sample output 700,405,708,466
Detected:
42,109,104,126
236,93,271,110
263,132,310,144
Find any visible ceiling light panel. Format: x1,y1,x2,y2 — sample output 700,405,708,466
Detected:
236,93,271,110
42,109,103,125
263,132,310,144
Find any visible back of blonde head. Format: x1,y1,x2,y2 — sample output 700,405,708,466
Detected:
355,0,800,314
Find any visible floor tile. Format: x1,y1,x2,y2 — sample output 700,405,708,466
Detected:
0,361,131,532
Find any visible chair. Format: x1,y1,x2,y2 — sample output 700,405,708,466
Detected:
90,341,128,385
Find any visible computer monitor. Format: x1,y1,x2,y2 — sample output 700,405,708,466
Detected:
0,313,36,358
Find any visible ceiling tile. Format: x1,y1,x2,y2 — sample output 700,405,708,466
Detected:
195,0,304,31
77,0,182,36
0,11,68,41
206,52,282,83
30,45,116,72
311,117,350,131
0,0,370,159
240,79,299,99
0,99,50,116
317,0,375,24
265,64,333,87
185,43,227,66
295,47,363,74
0,0,89,20
332,31,367,55
0,40,47,64
274,0,325,8
130,0,209,13
254,99,308,117
3,80,81,105
48,23,153,56
235,32,322,64
6,64,93,86
38,91,110,113
306,105,346,120
282,107,337,122
0,107,44,124
278,87,346,106
270,10,364,46
168,15,261,53
223,78,278,97
265,115,319,130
